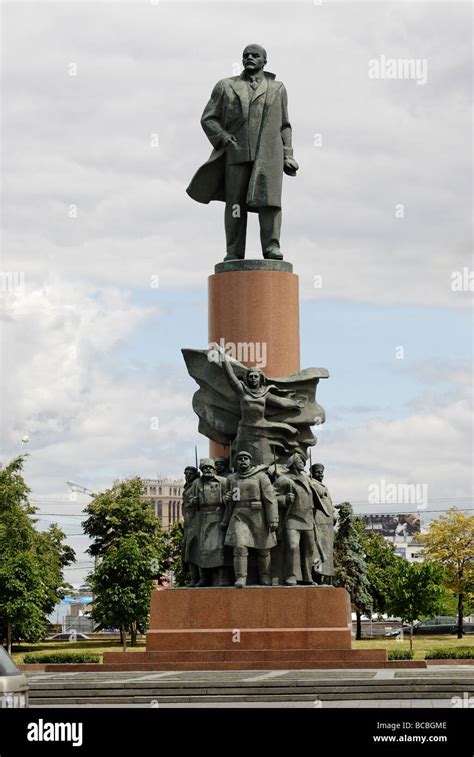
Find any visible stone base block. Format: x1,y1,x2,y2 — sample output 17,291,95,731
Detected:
99,586,420,669
149,586,352,633
146,628,352,651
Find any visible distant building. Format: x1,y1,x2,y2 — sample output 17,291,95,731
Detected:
141,477,184,529
359,513,425,563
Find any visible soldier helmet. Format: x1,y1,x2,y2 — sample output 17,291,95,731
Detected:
235,451,252,460
199,458,215,470
287,453,306,467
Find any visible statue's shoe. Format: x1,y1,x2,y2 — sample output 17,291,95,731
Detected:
234,577,247,588
259,576,271,586
284,576,298,586
223,254,244,262
264,248,283,260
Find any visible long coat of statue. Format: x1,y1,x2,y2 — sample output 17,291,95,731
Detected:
312,479,337,577
186,72,293,211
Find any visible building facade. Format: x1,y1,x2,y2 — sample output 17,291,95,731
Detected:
359,513,425,563
141,477,184,529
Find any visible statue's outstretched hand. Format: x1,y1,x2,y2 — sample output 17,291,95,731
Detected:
284,157,299,176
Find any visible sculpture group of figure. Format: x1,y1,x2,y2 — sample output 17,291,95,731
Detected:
182,451,336,589
182,44,335,590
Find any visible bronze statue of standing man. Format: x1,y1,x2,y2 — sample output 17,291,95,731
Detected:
311,463,337,585
187,44,299,261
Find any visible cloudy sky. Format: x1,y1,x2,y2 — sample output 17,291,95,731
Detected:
1,1,472,584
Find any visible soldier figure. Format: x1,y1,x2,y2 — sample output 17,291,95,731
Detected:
223,450,278,588
190,459,228,587
274,453,316,585
214,456,231,478
310,463,337,585
182,465,200,587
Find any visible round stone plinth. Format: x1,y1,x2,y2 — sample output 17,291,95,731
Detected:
208,263,300,459
208,268,300,377
214,259,293,274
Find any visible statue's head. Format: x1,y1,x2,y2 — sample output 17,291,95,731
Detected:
235,450,252,473
214,456,229,475
199,458,216,480
184,465,199,484
242,44,267,73
288,453,306,473
246,366,264,389
311,463,325,482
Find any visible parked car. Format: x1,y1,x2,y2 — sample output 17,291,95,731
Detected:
47,632,90,641
385,616,474,637
0,647,29,708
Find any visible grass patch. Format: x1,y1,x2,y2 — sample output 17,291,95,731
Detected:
11,639,146,664
354,635,474,661
23,652,100,664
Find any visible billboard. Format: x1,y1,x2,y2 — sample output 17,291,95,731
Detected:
359,513,421,540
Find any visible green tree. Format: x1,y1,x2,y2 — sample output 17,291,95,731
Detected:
83,478,167,645
0,553,46,653
386,560,445,653
334,503,373,639
82,477,163,557
355,521,400,616
0,457,75,651
88,536,156,651
0,456,36,554
416,508,474,638
162,521,189,587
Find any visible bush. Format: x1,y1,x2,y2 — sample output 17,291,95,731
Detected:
388,649,414,660
23,652,100,664
425,648,474,660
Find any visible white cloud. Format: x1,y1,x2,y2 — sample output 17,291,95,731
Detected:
317,363,473,506
0,2,472,583
1,1,471,304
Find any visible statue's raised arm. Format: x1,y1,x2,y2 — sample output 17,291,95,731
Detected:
217,346,245,396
